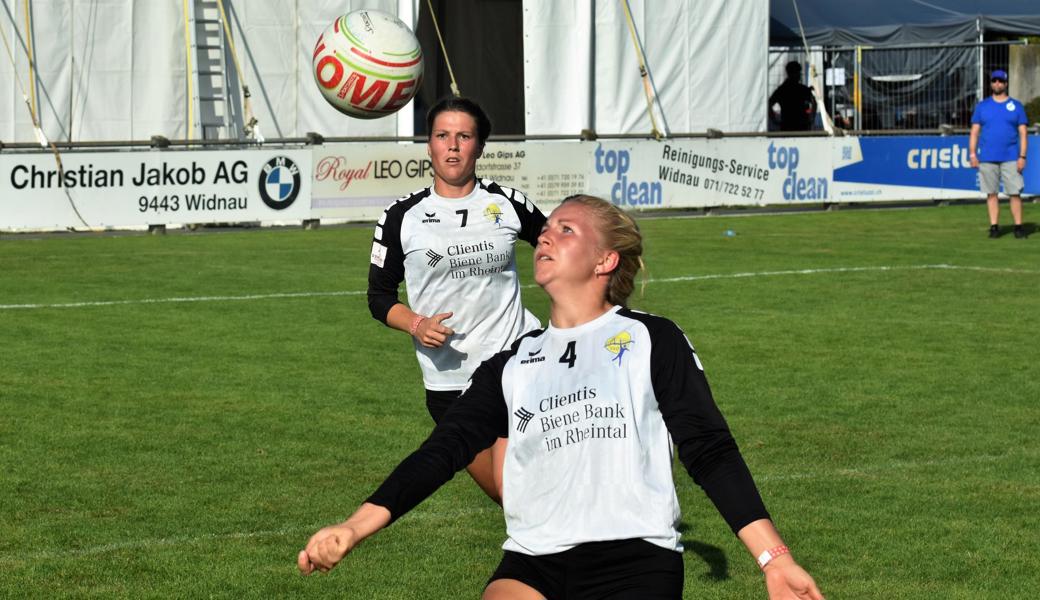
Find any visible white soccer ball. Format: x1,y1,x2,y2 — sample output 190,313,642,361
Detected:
312,10,424,119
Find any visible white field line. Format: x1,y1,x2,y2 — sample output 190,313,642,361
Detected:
0,449,1029,564
0,290,366,310
2,263,1038,311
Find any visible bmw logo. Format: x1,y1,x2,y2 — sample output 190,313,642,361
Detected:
259,156,301,210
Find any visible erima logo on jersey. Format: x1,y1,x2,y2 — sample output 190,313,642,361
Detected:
604,331,633,366
484,203,503,225
426,249,444,267
520,347,546,365
514,407,535,433
422,211,441,223
370,241,387,268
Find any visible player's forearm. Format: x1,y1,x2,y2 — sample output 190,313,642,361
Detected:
737,518,785,554
341,502,392,541
1019,126,1028,157
386,302,419,334
968,126,980,156
737,518,800,573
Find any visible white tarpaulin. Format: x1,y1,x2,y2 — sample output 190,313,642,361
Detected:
523,0,768,135
1,0,409,143
2,0,767,143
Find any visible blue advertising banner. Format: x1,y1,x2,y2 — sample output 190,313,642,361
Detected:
834,135,1039,196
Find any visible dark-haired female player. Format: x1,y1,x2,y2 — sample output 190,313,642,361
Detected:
320,196,823,599
367,97,545,503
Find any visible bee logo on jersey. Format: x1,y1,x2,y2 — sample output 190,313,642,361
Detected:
483,203,504,225
604,331,634,366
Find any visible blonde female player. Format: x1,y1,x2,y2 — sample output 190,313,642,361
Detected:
367,97,545,503
310,196,824,600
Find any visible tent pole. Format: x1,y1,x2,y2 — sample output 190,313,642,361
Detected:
854,46,861,131
976,18,984,102
69,1,73,141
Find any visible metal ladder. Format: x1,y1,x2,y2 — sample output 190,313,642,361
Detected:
188,0,244,139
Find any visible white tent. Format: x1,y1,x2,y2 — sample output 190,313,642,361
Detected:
0,0,767,144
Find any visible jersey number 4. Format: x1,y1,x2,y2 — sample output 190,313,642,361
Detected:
559,341,577,368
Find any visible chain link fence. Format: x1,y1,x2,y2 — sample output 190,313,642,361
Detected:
769,41,1030,132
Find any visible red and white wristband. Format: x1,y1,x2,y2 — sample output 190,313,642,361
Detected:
408,315,426,336
756,545,790,570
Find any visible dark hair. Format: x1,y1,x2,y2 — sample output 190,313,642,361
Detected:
785,61,802,77
559,195,646,307
425,97,492,146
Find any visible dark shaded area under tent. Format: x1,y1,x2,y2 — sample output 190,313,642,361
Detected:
769,0,1040,131
769,0,1040,46
414,0,525,137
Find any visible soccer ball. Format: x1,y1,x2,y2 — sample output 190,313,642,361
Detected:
312,9,423,119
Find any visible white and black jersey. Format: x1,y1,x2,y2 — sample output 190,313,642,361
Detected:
368,179,545,391
368,307,770,555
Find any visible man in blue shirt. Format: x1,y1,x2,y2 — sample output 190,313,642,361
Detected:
969,69,1029,239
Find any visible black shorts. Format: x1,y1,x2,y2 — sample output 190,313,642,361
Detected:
425,388,462,423
487,539,684,600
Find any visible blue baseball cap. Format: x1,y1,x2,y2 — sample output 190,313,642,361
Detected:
991,69,1008,81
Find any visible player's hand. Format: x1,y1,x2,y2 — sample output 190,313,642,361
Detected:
297,524,359,575
970,155,979,168
763,556,824,600
1018,157,1026,173
415,312,455,348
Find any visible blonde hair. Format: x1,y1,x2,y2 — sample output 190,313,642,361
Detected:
560,195,646,306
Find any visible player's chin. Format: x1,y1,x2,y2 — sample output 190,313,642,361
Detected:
533,266,550,287
437,169,474,187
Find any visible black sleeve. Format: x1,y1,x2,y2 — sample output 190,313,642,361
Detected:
649,319,770,535
365,351,511,523
367,206,406,324
510,190,546,247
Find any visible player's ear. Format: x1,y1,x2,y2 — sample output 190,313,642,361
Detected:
597,250,620,275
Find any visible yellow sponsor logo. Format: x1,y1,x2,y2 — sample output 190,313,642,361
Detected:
604,331,633,365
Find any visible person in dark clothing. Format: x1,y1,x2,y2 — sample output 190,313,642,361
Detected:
769,61,817,131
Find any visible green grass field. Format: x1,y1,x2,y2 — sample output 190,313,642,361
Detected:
1,203,1038,598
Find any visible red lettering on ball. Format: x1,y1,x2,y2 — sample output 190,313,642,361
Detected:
339,72,389,108
317,55,343,89
384,79,417,112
